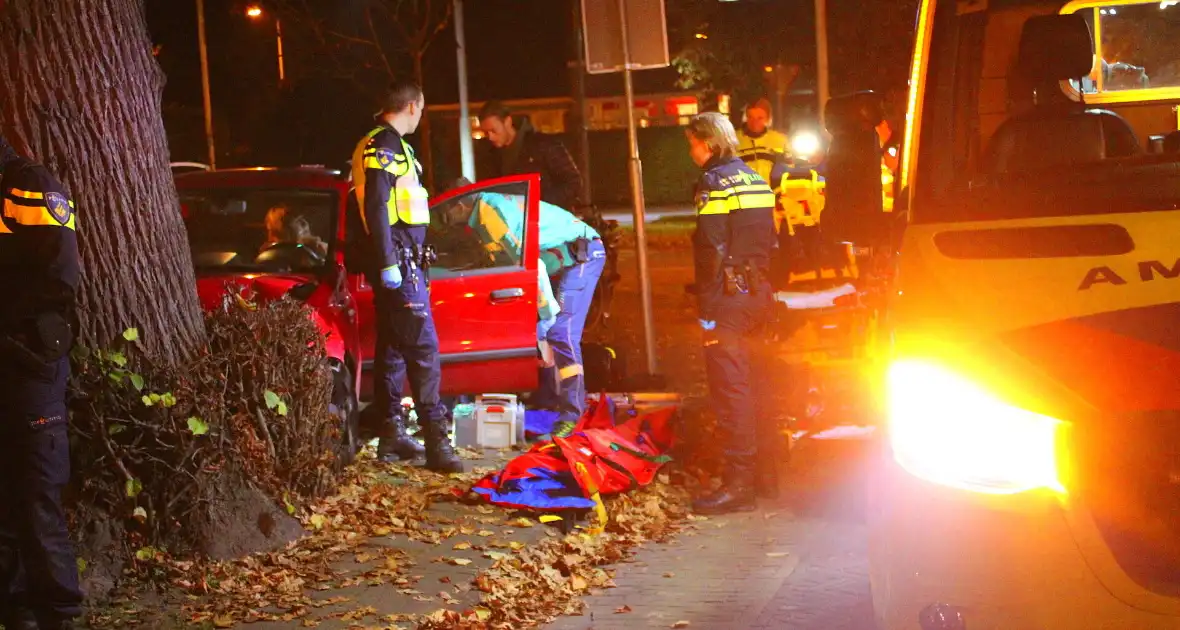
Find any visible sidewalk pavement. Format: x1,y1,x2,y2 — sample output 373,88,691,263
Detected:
545,439,875,630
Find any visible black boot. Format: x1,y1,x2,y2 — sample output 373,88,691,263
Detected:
423,421,464,474
376,414,425,463
693,475,757,515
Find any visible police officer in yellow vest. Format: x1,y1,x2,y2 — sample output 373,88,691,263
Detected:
349,81,462,473
736,98,790,188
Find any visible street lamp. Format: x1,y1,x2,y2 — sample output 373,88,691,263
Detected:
246,4,285,83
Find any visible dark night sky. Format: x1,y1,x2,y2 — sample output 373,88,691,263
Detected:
146,0,681,110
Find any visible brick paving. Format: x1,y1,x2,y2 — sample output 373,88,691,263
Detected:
547,439,876,630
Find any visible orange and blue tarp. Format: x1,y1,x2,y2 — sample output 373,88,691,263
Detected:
471,396,676,511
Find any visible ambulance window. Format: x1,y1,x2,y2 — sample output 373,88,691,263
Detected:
1068,2,1180,95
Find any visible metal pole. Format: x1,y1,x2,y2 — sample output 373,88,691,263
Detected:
815,0,830,130
454,0,475,181
617,0,658,375
570,0,592,205
275,17,286,84
197,0,216,169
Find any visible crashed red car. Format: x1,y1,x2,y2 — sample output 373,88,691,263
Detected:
174,167,545,441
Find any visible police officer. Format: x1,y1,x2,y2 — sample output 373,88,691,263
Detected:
685,113,779,515
349,81,462,473
0,134,84,629
736,98,791,188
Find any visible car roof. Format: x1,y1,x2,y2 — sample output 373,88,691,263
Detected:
175,166,350,191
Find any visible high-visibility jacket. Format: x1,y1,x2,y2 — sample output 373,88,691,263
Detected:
736,127,790,188
349,125,429,274
775,168,826,236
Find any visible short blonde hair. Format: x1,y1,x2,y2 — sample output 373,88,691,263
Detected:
686,112,739,161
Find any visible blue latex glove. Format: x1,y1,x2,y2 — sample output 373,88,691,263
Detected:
699,319,716,331
380,265,403,290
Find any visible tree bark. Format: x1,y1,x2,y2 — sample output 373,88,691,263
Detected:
0,0,205,365
412,52,436,192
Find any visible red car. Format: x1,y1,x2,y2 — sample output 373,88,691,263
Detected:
175,168,544,452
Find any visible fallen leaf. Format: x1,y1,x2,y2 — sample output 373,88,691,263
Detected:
509,517,534,528
766,552,790,558
615,605,633,614
663,572,675,578
213,614,234,628
449,558,472,566
672,622,691,628
452,542,472,551
476,530,495,537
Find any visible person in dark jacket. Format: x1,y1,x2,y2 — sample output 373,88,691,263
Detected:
477,101,584,212
0,134,84,630
685,113,779,515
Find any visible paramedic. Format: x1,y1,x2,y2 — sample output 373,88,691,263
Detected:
348,81,463,473
686,113,779,515
736,98,791,188
449,178,603,427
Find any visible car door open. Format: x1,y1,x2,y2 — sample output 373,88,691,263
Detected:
425,175,542,395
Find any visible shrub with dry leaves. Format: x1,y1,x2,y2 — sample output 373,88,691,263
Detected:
68,293,341,566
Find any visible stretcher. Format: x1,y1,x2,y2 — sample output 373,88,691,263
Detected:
770,243,887,445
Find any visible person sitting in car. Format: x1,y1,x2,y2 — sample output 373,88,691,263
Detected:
262,204,328,257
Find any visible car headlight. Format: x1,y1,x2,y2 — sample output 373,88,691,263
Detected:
791,131,821,159
886,360,1067,495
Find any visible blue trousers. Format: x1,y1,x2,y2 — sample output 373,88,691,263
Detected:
701,288,776,482
541,240,606,424
0,358,83,626
371,269,447,428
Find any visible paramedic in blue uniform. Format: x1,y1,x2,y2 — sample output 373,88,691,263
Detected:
446,177,604,428
349,82,462,473
685,113,779,515
0,135,84,630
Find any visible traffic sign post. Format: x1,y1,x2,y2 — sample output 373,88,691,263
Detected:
580,0,669,377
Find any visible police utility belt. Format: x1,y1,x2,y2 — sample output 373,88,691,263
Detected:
569,236,599,264
0,311,74,378
390,244,438,286
723,261,763,296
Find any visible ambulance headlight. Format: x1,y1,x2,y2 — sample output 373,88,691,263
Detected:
791,132,821,160
886,360,1068,495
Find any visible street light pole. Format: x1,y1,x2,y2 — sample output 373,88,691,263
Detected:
617,0,658,375
454,0,475,181
197,0,216,169
275,17,286,84
815,0,830,129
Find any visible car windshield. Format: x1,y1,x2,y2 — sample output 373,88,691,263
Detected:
180,188,335,272
911,0,1180,224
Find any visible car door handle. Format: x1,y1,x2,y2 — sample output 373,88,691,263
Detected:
490,287,525,302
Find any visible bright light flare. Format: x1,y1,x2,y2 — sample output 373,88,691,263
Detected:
887,360,1066,495
246,5,263,18
791,131,821,159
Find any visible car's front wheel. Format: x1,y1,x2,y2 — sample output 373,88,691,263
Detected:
329,360,361,467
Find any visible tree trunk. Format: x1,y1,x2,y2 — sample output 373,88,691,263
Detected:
412,53,436,192
0,0,205,365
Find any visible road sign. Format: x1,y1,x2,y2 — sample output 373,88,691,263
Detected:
581,0,669,75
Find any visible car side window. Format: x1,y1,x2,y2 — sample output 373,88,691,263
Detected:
429,181,529,277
